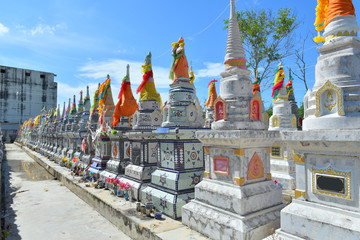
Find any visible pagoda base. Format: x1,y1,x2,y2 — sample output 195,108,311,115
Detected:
277,200,360,240
99,170,118,189
142,185,194,220
182,179,284,240
183,200,282,240
80,154,93,166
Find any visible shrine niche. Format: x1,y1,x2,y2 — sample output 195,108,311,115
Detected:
214,97,227,121
271,115,280,128
315,80,344,117
247,152,264,180
249,95,262,121
213,155,229,175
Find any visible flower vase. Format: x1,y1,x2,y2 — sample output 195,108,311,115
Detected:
117,189,124,197
113,186,118,195
124,190,129,201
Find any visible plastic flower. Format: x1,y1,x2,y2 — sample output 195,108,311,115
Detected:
124,182,131,190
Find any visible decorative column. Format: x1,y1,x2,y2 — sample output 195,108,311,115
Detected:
182,0,284,239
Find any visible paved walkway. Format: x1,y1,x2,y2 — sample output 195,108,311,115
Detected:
3,144,132,240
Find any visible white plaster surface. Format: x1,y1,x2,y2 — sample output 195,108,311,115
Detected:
278,200,360,240
193,179,283,216
303,36,360,130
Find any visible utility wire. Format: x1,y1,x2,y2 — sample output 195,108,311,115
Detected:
154,1,234,59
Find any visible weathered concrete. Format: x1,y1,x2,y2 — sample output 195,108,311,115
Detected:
4,143,131,240
14,143,209,240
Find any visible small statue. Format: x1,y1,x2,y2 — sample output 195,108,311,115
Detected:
113,65,139,126
169,37,189,82
206,79,218,109
136,52,162,107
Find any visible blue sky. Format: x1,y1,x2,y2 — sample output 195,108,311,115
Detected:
0,0,359,111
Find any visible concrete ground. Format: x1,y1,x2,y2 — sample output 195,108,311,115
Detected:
3,144,132,240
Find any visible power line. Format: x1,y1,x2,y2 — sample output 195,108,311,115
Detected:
154,1,233,59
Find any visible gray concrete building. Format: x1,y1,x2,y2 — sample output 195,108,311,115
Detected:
0,65,57,141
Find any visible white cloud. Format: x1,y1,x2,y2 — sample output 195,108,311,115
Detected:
23,23,65,36
78,59,172,89
196,62,223,78
0,23,9,36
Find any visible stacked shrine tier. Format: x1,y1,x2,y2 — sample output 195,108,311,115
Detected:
54,102,67,163
89,130,111,179
268,64,298,191
59,98,72,163
72,90,88,164
118,57,163,200
49,105,62,161
133,100,162,130
119,131,159,201
141,130,204,219
81,100,99,167
100,122,131,190
141,38,205,219
65,95,80,163
182,131,283,239
182,0,284,239
90,77,115,179
277,1,360,239
162,78,203,129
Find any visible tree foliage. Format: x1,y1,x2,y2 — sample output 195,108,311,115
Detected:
298,102,304,119
266,104,273,118
224,8,299,88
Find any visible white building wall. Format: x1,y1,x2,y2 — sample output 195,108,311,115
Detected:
0,65,57,141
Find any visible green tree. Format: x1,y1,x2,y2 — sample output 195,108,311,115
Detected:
224,8,299,88
266,104,273,118
298,102,304,119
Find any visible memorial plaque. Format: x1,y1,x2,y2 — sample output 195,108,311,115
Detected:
316,174,345,194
